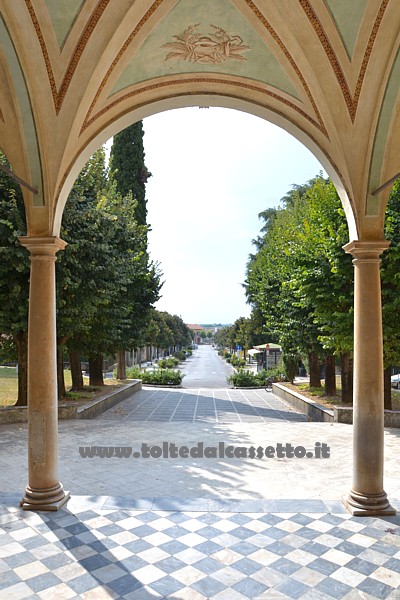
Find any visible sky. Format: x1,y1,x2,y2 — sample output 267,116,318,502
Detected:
141,107,325,325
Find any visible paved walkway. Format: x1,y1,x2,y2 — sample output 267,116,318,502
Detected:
179,346,234,388
94,387,308,423
0,374,399,598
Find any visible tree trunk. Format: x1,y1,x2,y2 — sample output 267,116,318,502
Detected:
384,366,392,410
89,354,104,386
69,348,83,390
324,354,336,396
340,352,353,404
57,343,66,400
14,331,28,407
117,349,126,380
308,352,321,388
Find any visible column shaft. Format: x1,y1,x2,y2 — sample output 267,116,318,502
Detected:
19,237,70,511
343,241,395,516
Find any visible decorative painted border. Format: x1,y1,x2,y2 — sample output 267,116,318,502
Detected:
22,0,390,126
83,0,328,137
243,0,327,135
25,0,109,113
81,75,326,136
84,0,165,126
299,0,389,122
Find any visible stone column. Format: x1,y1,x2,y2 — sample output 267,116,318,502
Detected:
19,236,70,511
343,240,395,516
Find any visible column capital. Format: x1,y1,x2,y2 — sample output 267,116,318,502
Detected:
343,240,390,260
19,236,67,256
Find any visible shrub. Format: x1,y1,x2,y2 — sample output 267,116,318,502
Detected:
229,355,246,368
141,369,183,385
227,369,260,387
158,357,179,368
266,367,287,382
227,368,282,387
125,367,142,379
173,350,187,361
125,366,183,385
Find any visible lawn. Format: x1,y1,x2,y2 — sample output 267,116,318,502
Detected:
0,367,18,406
0,366,122,407
284,380,400,410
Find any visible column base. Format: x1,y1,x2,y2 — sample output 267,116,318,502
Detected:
20,483,70,511
342,490,396,516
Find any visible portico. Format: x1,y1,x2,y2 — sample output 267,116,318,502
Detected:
0,0,399,514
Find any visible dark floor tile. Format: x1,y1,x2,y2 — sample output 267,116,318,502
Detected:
276,577,310,599
0,570,21,590
24,572,63,593
80,554,110,572
345,557,379,576
193,556,223,574
315,576,352,599
106,573,143,595
233,576,269,598
192,575,225,597
301,541,331,557
150,575,185,596
308,557,340,576
154,556,187,575
357,577,394,598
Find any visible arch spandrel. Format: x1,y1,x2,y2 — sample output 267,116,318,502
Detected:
0,0,399,241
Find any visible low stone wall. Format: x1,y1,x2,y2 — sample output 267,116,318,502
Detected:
334,406,400,427
274,383,400,427
77,380,141,419
0,380,142,424
272,383,334,422
0,403,78,424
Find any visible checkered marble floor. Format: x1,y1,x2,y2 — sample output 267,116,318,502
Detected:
1,495,399,600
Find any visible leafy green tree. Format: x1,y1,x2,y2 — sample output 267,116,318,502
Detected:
0,152,29,405
381,178,400,409
292,178,353,398
144,309,174,358
229,317,253,359
162,313,191,351
245,176,354,397
109,121,157,378
56,148,111,392
245,197,308,381
214,326,231,350
57,147,161,389
100,188,161,380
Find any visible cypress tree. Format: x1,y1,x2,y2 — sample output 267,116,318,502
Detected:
109,121,151,225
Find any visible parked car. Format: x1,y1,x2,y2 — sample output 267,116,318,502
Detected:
391,373,400,389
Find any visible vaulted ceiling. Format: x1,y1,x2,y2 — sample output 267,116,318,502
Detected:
1,1,399,240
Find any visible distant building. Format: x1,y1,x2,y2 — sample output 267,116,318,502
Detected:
187,324,203,345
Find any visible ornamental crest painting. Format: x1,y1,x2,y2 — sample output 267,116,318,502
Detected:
162,24,251,64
